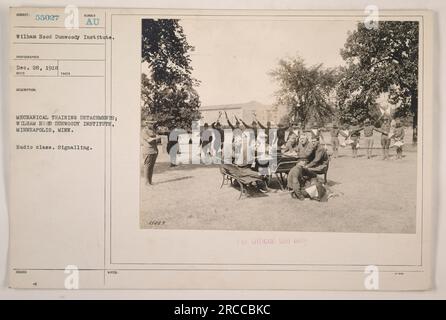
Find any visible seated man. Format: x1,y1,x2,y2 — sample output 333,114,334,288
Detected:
286,134,314,187
282,126,300,153
287,137,329,200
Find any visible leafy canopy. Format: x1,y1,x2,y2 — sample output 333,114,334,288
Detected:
270,57,338,127
141,19,201,131
338,21,419,129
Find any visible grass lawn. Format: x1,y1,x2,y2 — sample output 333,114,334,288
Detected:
140,130,417,234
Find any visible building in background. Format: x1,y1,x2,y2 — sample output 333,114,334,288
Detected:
200,101,287,127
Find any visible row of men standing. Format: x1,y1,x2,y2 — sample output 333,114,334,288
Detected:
142,115,407,186
328,118,406,160
190,115,406,164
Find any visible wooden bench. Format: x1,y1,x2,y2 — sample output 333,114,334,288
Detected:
219,164,265,199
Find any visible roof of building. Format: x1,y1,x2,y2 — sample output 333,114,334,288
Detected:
201,100,269,111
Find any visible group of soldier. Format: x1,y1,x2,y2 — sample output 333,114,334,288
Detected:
197,112,406,162
198,111,285,161
327,117,406,160
142,112,406,200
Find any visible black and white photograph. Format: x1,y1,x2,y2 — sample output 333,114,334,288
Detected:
5,4,440,293
140,17,420,234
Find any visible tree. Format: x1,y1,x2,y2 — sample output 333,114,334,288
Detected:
141,19,201,131
340,21,419,142
336,65,382,125
270,57,338,127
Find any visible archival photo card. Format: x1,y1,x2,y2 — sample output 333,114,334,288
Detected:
8,7,433,290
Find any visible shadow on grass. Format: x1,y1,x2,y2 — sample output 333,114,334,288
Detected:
153,161,221,175
155,176,194,185
235,183,269,199
267,175,341,189
326,179,341,187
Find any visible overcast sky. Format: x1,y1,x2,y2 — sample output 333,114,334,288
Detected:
179,18,359,106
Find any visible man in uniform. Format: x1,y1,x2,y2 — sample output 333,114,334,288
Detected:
211,120,225,156
282,123,301,153
348,119,362,158
200,123,213,163
349,118,379,159
361,119,375,159
377,118,391,160
287,136,329,200
306,122,325,143
286,135,314,196
240,118,259,159
225,112,243,163
393,119,405,159
240,118,259,140
141,119,161,185
330,123,340,158
257,119,272,139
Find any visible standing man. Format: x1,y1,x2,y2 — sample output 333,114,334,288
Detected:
211,120,224,156
361,119,375,159
240,118,259,159
225,111,241,131
330,123,340,158
376,118,392,160
240,118,259,140
257,119,272,139
347,119,361,158
339,123,350,147
393,120,405,159
200,122,213,162
257,118,279,155
350,119,379,159
225,112,243,163
307,122,325,143
142,119,161,186
167,129,179,167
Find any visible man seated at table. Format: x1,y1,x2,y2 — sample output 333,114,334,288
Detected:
283,133,310,158
287,136,329,200
285,134,313,185
282,125,301,153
